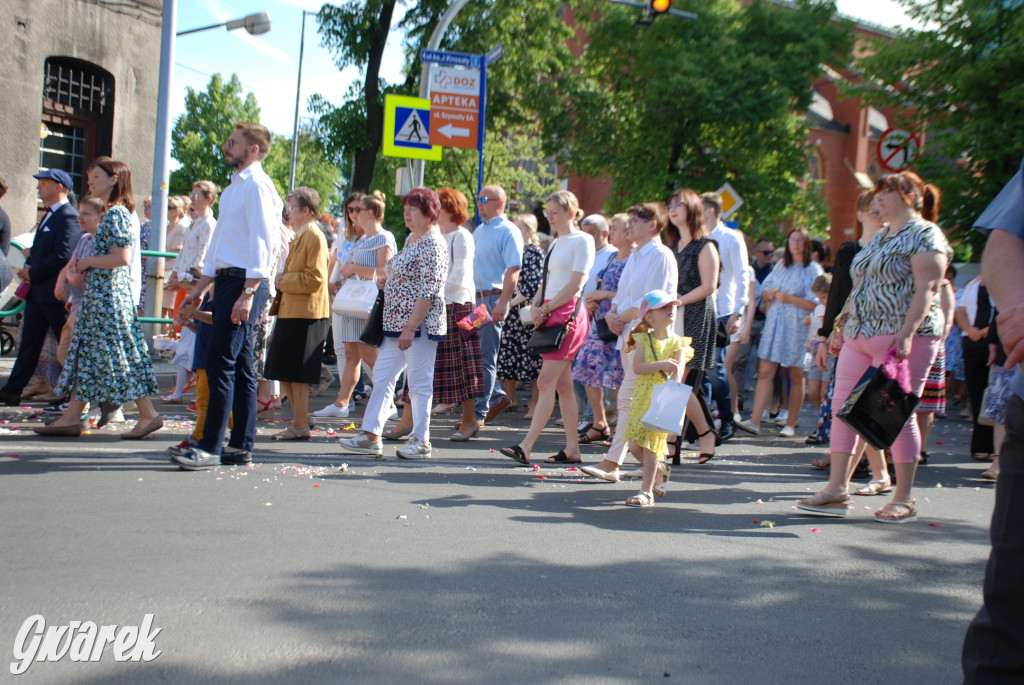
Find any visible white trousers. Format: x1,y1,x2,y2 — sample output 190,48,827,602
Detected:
362,334,438,443
605,349,638,466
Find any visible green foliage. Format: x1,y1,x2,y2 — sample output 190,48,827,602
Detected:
849,0,1024,261
543,0,849,231
169,74,261,195
262,130,344,212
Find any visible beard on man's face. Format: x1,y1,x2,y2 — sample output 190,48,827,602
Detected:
225,148,250,169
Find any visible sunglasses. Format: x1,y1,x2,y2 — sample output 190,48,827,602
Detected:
346,206,360,214
761,250,774,256
478,196,496,204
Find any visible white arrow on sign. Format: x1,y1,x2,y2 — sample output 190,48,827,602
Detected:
438,123,470,139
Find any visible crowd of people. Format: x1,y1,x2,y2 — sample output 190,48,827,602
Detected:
2,124,1005,515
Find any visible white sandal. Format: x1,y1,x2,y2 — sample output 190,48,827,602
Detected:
653,463,671,498
625,491,655,507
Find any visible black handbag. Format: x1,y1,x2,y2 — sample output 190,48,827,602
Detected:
524,240,583,354
594,317,618,343
359,290,385,347
836,364,921,450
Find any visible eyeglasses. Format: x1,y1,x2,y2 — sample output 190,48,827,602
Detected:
868,209,881,218
788,237,806,244
628,217,651,226
667,202,683,211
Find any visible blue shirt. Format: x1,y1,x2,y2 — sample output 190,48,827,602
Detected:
974,155,1024,399
473,215,523,292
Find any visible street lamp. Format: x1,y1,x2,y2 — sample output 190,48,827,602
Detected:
146,3,272,329
289,10,317,192
176,11,272,37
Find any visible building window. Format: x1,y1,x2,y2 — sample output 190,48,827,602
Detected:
39,57,115,194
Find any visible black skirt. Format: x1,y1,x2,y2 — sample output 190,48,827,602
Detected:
264,317,330,384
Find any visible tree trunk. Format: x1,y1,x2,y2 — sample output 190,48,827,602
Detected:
351,0,397,192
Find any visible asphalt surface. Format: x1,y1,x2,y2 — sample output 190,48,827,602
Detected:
0,359,997,684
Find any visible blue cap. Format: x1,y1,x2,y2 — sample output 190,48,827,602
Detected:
33,169,74,189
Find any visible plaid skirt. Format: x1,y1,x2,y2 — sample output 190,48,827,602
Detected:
918,342,946,414
431,302,485,404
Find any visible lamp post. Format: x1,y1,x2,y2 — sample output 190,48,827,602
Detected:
289,10,317,192
146,4,271,331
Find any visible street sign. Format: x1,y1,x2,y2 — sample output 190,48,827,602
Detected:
420,49,482,69
717,181,744,220
382,95,441,161
429,66,480,149
877,128,921,172
485,43,503,67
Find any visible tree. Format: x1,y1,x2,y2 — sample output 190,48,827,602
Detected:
848,0,1024,261
543,0,851,231
262,127,344,212
170,73,261,195
315,1,404,192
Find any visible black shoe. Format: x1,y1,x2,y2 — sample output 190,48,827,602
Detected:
717,422,735,444
220,450,252,466
322,354,338,366
0,389,22,406
42,397,71,414
96,402,121,428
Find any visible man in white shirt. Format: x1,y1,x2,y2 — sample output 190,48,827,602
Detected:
702,192,750,442
173,122,283,470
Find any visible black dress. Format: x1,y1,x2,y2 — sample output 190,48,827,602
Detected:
676,238,718,370
496,243,544,381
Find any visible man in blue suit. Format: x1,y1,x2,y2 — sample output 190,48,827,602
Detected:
0,169,82,405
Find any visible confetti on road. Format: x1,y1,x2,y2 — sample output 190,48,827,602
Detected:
760,520,776,528
810,527,821,533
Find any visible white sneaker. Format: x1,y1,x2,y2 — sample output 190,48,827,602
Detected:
313,403,350,418
779,425,796,438
735,419,761,435
338,435,383,456
775,409,789,424
384,403,399,422
761,410,771,422
396,437,431,459
577,420,589,432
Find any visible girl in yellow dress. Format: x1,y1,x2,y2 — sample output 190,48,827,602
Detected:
623,290,694,507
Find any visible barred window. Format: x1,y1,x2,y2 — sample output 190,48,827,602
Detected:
43,58,112,114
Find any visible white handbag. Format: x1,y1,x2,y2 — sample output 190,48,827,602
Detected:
332,276,378,318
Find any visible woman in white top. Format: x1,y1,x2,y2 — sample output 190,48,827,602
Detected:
386,187,485,441
500,190,594,466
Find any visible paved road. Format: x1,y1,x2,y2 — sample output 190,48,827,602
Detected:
0,363,996,683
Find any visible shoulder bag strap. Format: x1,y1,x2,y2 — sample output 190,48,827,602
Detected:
645,333,670,381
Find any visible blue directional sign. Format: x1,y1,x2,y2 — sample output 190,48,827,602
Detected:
420,49,482,69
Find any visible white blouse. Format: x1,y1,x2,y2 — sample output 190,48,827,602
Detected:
443,228,475,305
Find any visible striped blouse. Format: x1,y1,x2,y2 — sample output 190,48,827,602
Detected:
845,217,953,338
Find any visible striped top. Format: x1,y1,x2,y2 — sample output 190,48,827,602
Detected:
344,229,397,280
845,217,953,338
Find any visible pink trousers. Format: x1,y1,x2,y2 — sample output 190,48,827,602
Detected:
831,333,941,463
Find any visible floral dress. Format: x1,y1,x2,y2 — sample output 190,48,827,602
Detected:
55,205,158,403
758,260,824,368
497,242,544,381
624,331,693,454
572,255,627,388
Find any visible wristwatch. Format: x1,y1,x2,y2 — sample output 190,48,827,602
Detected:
244,286,256,295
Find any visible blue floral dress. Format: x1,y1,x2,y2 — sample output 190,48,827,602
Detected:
572,255,627,388
757,261,823,368
55,205,158,403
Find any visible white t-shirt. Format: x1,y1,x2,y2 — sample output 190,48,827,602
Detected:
808,302,825,342
583,244,618,296
543,231,595,300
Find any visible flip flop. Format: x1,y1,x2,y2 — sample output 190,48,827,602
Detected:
545,450,582,464
499,445,530,466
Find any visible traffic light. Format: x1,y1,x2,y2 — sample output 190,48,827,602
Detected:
651,0,676,13
635,0,679,27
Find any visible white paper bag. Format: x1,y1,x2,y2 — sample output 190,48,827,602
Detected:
641,380,692,435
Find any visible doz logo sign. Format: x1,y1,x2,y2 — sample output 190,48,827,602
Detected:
432,68,479,95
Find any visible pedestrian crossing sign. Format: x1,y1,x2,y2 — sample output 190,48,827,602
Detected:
383,95,442,161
